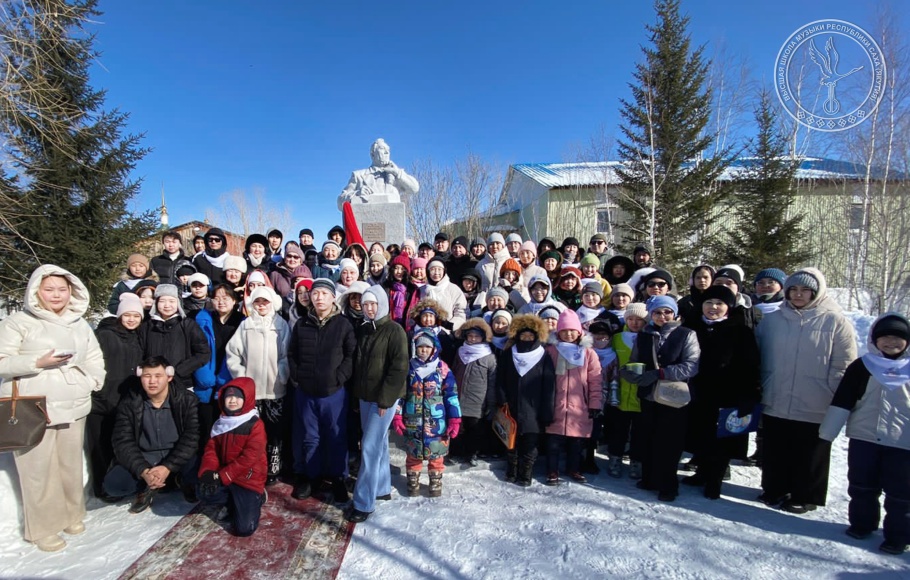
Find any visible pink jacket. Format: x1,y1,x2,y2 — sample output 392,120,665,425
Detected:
545,342,602,438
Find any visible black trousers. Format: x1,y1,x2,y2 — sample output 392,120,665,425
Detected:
546,434,584,474
761,414,832,505
848,439,910,544
509,433,540,467
451,416,482,458
638,399,687,495
257,397,288,478
605,406,643,461
197,398,219,453
85,411,116,496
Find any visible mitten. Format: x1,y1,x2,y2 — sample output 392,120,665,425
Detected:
639,369,661,386
391,414,406,436
620,369,642,384
446,418,462,439
198,471,220,497
588,408,602,420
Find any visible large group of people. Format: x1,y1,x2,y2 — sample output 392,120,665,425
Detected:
0,226,907,557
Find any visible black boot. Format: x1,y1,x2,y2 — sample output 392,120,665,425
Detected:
505,453,518,483
291,475,311,500
517,449,537,487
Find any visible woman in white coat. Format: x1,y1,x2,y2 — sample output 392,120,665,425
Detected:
755,268,856,514
0,265,105,551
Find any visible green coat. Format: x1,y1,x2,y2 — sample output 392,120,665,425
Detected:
351,316,409,409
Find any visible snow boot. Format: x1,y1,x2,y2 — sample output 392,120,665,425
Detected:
291,475,312,500
607,456,623,478
545,472,560,486
629,461,642,480
517,460,534,487
407,471,420,497
505,453,518,483
428,471,443,497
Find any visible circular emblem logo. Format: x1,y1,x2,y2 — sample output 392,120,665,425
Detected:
775,19,887,132
725,412,752,434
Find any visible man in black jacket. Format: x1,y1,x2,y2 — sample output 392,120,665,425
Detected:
104,356,200,513
288,278,357,502
150,230,188,285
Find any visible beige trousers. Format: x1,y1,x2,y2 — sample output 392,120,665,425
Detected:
14,418,86,541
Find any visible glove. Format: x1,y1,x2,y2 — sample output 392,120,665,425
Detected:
391,414,405,436
588,409,602,420
736,402,757,418
446,418,462,439
198,470,220,497
621,369,660,386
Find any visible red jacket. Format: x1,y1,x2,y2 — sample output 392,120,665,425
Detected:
199,378,267,493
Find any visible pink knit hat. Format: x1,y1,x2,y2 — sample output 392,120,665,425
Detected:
411,257,428,270
520,240,537,256
556,308,583,334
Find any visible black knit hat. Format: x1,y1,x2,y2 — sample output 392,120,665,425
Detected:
299,228,314,238
453,236,469,249
872,315,910,343
714,267,743,289
701,285,737,309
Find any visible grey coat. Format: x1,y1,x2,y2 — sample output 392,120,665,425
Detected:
451,350,497,419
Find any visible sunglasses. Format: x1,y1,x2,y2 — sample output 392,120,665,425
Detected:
647,281,668,288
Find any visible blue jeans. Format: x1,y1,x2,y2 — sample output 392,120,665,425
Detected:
292,388,348,479
199,483,263,537
352,400,398,513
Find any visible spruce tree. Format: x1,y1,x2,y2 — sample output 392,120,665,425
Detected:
614,0,733,278
0,0,155,310
719,89,809,276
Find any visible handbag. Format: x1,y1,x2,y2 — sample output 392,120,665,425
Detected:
491,404,517,450
651,340,691,409
0,379,51,452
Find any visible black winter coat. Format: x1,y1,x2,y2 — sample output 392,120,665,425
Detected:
141,316,211,390
93,318,144,416
350,316,409,409
494,347,556,435
685,317,761,458
193,253,225,284
288,310,356,398
445,255,478,287
151,251,188,285
112,383,199,478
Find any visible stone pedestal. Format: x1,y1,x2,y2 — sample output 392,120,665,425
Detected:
350,202,405,248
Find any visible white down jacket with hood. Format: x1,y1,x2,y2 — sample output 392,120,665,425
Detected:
0,265,105,425
755,267,857,424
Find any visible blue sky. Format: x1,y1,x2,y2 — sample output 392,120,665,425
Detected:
88,0,906,241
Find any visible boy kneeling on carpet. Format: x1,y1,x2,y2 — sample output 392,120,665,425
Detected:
198,377,267,537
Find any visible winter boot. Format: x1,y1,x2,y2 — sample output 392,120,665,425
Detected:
505,453,518,483
629,461,642,480
517,459,534,487
581,446,600,474
407,471,420,497
428,471,443,497
291,475,312,500
607,456,623,478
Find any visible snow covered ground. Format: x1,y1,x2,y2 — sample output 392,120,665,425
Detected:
2,309,906,579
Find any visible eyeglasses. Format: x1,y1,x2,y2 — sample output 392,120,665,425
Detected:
652,309,675,317
647,281,668,288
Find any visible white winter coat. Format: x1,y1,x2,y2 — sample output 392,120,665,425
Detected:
0,265,105,425
477,248,512,292
226,310,291,400
755,268,857,424
420,275,468,331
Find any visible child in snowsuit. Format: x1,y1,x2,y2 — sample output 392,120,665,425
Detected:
544,309,602,485
820,313,910,555
225,287,290,483
198,378,267,537
451,318,497,466
392,329,462,497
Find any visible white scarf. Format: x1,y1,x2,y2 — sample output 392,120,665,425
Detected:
248,254,264,268
576,305,604,325
414,358,440,379
459,342,492,365
862,353,910,390
701,315,728,326
204,252,229,269
593,346,617,368
556,342,586,367
754,301,782,315
512,345,545,377
210,408,259,437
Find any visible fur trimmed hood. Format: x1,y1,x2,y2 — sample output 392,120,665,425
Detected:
455,317,493,342
410,297,449,323
505,313,550,349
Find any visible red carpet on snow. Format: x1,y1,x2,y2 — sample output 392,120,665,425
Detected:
118,483,354,580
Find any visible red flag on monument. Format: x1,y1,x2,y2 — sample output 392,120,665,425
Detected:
342,202,366,247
